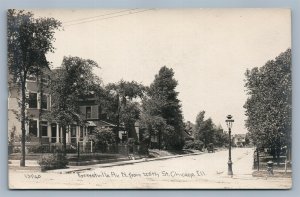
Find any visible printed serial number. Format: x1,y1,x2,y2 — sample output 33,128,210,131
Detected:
24,174,41,179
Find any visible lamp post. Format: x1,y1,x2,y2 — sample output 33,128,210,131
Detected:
226,115,234,176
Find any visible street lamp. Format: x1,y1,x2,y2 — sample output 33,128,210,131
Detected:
226,114,234,176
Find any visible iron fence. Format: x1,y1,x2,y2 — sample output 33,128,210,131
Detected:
8,141,148,156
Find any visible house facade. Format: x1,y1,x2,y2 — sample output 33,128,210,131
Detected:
8,68,84,151
78,94,119,138
8,67,54,147
8,67,123,152
232,134,246,147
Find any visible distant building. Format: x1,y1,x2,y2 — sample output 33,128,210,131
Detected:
232,134,246,147
183,121,195,141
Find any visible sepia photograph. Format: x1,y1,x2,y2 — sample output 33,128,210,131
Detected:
7,8,292,189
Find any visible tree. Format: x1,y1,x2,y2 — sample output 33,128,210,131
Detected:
140,94,167,149
7,9,61,166
194,111,215,148
202,118,215,147
49,56,100,155
194,111,229,148
119,102,141,139
104,80,145,142
244,132,251,146
244,49,291,162
194,111,205,141
90,128,116,152
141,66,184,150
214,124,229,147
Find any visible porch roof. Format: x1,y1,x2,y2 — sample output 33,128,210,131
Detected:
86,121,97,127
86,120,119,128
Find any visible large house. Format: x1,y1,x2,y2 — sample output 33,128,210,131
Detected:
8,67,53,147
8,67,122,152
78,93,120,139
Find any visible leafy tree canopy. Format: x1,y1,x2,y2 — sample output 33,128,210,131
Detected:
49,56,100,126
244,48,291,151
7,9,61,166
8,9,61,83
141,66,184,150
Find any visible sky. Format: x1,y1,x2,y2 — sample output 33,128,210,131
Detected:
30,8,291,134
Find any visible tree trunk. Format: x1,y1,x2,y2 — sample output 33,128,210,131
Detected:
20,80,26,167
256,147,260,171
276,147,280,166
62,126,67,156
39,77,43,144
116,94,120,145
148,132,152,149
158,129,161,150
271,147,276,159
288,145,291,161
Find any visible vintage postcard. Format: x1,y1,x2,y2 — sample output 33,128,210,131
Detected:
8,8,292,189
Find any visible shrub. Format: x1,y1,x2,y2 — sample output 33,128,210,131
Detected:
184,140,204,151
26,145,52,153
27,145,46,153
38,152,68,171
8,126,17,145
8,145,13,155
12,146,21,153
184,140,193,149
90,128,116,152
66,145,77,153
127,138,135,145
193,140,204,150
138,144,149,155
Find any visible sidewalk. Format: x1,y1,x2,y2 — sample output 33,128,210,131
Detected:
51,151,205,174
9,160,39,167
9,151,205,174
219,148,292,181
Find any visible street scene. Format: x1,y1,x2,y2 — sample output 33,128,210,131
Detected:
8,9,292,189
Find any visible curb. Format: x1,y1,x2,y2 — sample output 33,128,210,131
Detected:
53,151,204,174
68,157,129,166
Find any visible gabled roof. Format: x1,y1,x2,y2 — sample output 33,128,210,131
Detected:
233,134,246,138
182,129,194,139
86,120,118,128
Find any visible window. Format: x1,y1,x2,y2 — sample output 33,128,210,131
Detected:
80,126,83,138
29,119,38,137
27,75,37,82
86,106,91,119
40,121,48,137
28,93,37,108
70,125,77,144
41,94,48,110
41,75,50,84
51,124,57,143
71,126,76,137
121,133,128,143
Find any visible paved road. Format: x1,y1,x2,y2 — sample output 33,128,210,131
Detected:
9,148,292,189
